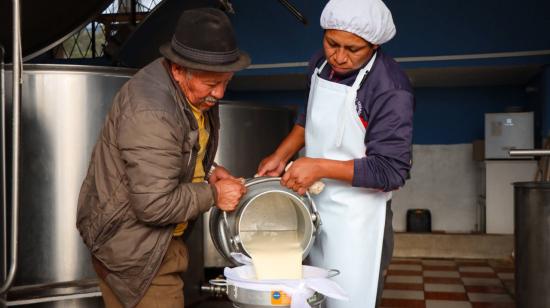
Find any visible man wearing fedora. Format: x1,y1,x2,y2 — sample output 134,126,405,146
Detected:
76,8,250,308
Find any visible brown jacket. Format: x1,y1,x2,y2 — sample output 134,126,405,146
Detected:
76,58,219,307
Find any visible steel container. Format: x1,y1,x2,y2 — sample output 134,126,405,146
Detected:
514,181,550,308
227,285,325,308
209,177,321,267
2,64,132,307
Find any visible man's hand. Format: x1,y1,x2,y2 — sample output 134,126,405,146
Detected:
257,153,286,177
213,178,246,211
208,165,235,184
281,157,322,195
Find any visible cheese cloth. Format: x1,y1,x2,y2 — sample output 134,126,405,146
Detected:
224,253,348,308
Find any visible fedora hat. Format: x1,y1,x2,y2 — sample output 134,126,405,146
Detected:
160,7,250,72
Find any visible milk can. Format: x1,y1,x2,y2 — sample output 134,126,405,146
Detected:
206,176,328,308
209,176,322,266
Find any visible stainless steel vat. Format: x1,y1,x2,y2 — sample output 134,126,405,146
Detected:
1,64,296,306
514,181,550,308
2,64,133,307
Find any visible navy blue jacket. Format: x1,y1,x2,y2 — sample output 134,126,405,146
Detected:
297,49,414,191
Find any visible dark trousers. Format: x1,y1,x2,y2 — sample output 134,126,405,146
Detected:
375,200,394,307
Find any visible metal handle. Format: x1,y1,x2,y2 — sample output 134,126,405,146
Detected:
509,149,550,157
222,211,230,233
218,215,235,259
305,191,322,234
221,211,241,252
1,0,22,294
327,269,340,278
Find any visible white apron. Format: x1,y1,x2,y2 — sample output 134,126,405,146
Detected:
306,54,388,308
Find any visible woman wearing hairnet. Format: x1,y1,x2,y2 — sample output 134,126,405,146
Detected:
257,0,414,306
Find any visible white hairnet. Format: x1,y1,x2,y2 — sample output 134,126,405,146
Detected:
320,0,396,45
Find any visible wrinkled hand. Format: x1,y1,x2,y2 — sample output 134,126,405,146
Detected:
214,178,246,211
281,157,322,195
257,153,286,177
208,165,235,184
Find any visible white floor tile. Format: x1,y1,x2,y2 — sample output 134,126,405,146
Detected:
426,300,472,308
389,264,423,271
422,260,456,266
382,289,424,300
459,266,494,273
424,270,460,278
386,275,423,284
462,277,502,286
497,272,514,280
468,292,513,302
424,283,465,293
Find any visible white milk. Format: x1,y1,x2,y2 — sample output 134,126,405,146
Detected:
240,230,302,280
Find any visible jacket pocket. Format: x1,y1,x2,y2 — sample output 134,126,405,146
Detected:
91,180,130,252
76,182,100,249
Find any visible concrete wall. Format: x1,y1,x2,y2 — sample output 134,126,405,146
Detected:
485,160,538,234
392,144,481,233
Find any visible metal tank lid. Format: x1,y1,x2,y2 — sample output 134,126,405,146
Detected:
0,0,111,62
3,63,137,77
513,181,550,188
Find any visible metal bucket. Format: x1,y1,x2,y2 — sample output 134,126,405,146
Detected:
205,265,339,308
227,286,325,308
514,181,550,308
209,177,321,266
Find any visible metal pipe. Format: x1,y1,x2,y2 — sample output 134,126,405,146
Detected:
200,284,227,297
277,0,308,25
131,0,137,25
1,44,5,286
0,0,21,294
509,149,550,157
91,22,97,58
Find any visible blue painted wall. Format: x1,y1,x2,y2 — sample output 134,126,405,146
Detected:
383,0,550,57
541,66,550,139
226,85,532,145
230,0,550,73
413,87,530,144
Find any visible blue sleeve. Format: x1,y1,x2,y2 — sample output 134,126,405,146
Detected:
352,89,414,191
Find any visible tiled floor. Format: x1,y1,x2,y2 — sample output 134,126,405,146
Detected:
381,258,515,308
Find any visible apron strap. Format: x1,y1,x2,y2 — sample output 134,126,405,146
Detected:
351,51,377,90
317,60,329,75
335,52,378,147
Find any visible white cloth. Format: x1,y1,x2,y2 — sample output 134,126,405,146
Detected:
224,257,348,308
305,55,388,308
320,0,396,45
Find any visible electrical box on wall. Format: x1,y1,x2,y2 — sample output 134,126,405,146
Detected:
485,112,534,159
